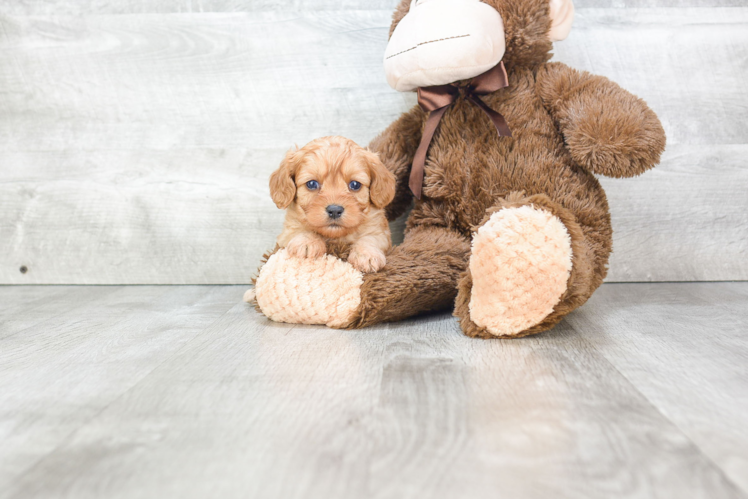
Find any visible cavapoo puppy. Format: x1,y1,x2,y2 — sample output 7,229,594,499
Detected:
269,136,396,273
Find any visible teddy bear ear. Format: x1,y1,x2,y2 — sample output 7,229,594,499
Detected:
548,0,574,42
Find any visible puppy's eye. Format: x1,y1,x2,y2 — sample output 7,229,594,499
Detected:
306,180,320,190
348,180,362,191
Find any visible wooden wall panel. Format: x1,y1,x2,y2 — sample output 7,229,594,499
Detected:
3,0,744,15
0,5,746,283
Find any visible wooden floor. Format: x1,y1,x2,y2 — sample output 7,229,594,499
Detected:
1,283,747,498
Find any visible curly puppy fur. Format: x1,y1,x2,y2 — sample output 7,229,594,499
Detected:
269,136,396,273
348,0,666,335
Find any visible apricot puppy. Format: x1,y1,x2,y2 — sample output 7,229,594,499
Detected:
269,136,396,273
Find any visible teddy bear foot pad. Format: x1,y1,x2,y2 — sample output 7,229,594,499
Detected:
251,249,363,328
468,206,573,336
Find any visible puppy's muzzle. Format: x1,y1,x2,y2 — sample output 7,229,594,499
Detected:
326,205,344,220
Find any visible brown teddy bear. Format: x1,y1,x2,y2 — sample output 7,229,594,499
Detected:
248,0,666,338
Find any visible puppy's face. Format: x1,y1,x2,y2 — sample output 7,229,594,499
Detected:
269,136,396,239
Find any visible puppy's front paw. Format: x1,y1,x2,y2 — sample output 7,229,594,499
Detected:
286,235,326,259
348,246,386,273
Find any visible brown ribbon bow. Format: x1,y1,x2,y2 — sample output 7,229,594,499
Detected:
409,61,512,199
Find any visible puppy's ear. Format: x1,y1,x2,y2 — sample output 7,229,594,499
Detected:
365,150,396,209
269,147,301,209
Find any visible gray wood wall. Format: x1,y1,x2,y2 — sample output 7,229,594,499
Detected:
1,1,746,284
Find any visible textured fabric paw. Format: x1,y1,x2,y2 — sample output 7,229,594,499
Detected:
254,249,363,328
469,206,573,336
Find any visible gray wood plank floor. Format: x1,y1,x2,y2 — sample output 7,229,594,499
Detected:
1,283,747,497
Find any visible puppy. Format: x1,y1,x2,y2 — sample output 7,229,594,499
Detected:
269,136,396,273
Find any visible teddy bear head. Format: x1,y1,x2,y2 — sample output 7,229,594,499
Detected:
384,0,574,92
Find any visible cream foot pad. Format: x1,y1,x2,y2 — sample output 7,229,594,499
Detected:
469,206,573,336
250,249,363,328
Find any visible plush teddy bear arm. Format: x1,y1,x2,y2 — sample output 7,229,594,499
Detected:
537,62,666,178
368,105,427,221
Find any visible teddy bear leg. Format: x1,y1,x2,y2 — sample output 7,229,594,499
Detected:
250,248,366,328
251,226,471,329
348,226,471,327
454,193,602,338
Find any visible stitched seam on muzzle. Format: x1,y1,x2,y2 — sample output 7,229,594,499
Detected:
386,34,471,60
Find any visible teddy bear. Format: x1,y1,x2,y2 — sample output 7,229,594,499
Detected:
248,0,666,338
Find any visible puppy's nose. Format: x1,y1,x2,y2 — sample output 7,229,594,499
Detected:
326,205,344,220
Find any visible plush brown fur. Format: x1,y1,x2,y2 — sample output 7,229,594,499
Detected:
270,136,396,272
254,0,666,337
343,0,666,335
